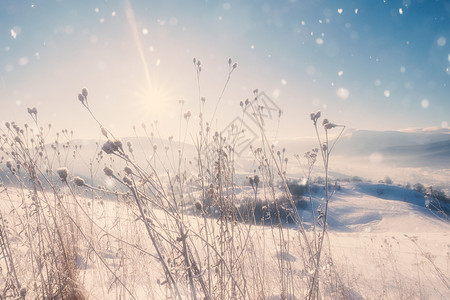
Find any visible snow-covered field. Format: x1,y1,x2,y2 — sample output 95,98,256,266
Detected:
316,183,450,299
1,181,448,299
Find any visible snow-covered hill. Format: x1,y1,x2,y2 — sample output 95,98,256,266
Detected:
0,180,448,299
312,182,448,233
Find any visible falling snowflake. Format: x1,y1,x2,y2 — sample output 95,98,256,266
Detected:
10,27,21,39
18,57,29,66
384,90,390,97
336,88,350,99
437,37,446,47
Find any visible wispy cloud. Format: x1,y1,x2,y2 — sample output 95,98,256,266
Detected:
398,127,450,134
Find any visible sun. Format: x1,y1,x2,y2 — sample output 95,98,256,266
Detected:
132,78,175,122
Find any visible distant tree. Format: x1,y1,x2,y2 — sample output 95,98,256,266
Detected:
286,180,308,198
413,183,426,194
431,188,450,204
351,176,363,182
384,176,393,184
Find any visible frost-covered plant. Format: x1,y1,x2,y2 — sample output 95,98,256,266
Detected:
0,113,86,299
307,111,345,299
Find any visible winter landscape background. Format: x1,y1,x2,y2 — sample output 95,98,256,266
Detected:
0,0,449,299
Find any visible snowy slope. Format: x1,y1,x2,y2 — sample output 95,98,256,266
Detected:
321,182,448,233
316,182,450,299
1,181,448,299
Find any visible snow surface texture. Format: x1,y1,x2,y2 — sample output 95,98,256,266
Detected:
0,181,448,299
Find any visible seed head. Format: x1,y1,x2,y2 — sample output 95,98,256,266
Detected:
73,176,85,187
78,93,85,103
194,200,203,211
104,166,114,177
127,141,133,153
81,87,88,97
311,111,321,124
20,288,27,298
101,126,108,138
113,139,123,150
253,175,260,186
123,175,133,186
102,140,118,154
324,122,336,130
315,111,321,119
57,167,68,181
124,166,133,175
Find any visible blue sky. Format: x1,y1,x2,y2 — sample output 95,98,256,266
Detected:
0,0,449,140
